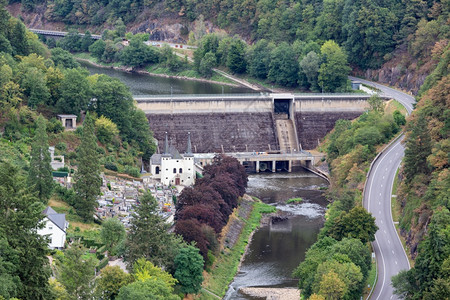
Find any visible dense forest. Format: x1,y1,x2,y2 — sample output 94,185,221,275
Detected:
9,0,448,71
391,42,449,299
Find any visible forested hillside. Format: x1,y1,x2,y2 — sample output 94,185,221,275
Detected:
391,43,449,299
9,0,449,91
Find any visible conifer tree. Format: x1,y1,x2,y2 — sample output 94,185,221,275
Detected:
0,161,51,299
125,192,184,271
74,112,101,222
28,115,53,203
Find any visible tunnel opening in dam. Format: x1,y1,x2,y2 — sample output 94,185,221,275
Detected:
274,99,291,119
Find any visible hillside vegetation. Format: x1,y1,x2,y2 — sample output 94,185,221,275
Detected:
391,44,449,299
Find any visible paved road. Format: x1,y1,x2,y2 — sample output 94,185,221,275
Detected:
355,76,415,300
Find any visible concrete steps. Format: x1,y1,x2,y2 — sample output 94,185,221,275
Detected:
275,119,298,153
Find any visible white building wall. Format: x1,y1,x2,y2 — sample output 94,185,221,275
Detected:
160,157,195,186
37,218,66,249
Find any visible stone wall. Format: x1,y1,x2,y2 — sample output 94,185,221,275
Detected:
295,111,363,149
148,112,278,153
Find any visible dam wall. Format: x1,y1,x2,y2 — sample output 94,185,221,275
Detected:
139,93,377,153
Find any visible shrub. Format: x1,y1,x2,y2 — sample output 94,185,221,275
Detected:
56,142,67,152
105,162,118,172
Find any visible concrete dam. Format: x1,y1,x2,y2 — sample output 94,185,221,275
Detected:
136,93,376,154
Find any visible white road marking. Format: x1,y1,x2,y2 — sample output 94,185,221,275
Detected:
384,230,387,234
379,201,381,205
381,220,383,224
383,176,385,179
381,184,383,188
392,250,395,254
388,240,390,244
395,261,398,265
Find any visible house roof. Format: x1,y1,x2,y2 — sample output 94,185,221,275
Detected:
43,206,67,233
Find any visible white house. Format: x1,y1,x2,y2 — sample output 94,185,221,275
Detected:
38,207,69,249
150,133,195,186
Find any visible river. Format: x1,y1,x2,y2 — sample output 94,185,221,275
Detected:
79,60,254,95
226,170,328,299
82,62,328,299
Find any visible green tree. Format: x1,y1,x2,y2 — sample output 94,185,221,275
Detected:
318,270,347,299
116,278,178,300
94,266,132,300
226,39,247,74
51,47,80,69
95,116,119,144
73,112,101,222
132,258,177,286
318,40,350,92
173,245,204,296
247,39,274,79
28,115,53,203
0,161,51,300
329,206,378,243
56,242,98,300
22,67,50,108
80,31,94,52
100,218,126,256
60,29,81,52
89,40,106,60
403,113,432,183
114,18,126,38
8,19,29,56
125,192,183,271
57,68,91,115
90,75,133,137
268,42,299,87
199,52,216,78
299,51,320,91
119,38,160,68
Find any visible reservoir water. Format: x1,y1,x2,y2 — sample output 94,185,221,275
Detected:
79,60,254,95
81,62,328,298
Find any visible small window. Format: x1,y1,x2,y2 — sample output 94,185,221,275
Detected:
188,177,190,179
49,226,53,230
173,168,176,173
176,160,179,162
188,168,191,171
166,168,168,171
182,180,184,183
155,167,160,174
166,177,168,179
179,168,183,173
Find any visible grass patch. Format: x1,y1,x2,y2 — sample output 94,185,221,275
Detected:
49,197,99,232
385,99,408,116
363,257,378,299
391,168,400,223
74,53,122,67
200,201,276,299
287,197,303,204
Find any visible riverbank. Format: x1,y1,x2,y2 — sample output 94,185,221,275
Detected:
198,196,276,299
74,54,245,89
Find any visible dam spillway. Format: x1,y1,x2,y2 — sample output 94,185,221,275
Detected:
136,93,379,153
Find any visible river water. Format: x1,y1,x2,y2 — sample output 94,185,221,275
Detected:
225,170,328,299
81,62,328,298
79,60,254,95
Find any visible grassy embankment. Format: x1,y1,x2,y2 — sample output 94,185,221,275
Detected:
198,200,276,299
49,197,99,232
391,168,415,267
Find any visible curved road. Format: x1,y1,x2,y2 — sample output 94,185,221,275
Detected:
353,76,415,300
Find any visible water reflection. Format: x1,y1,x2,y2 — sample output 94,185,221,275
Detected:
226,170,328,300
79,60,254,95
